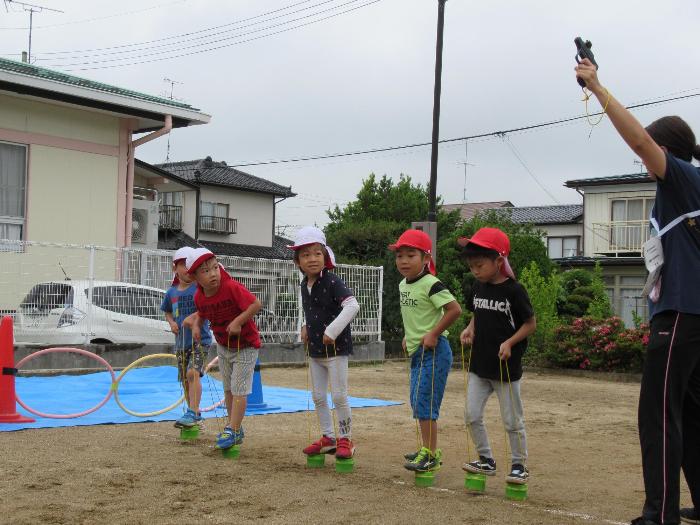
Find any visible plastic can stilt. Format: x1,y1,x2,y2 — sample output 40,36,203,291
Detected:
306,454,325,468
335,457,354,473
180,427,199,440
221,445,240,459
414,471,435,487
505,482,528,501
465,472,487,492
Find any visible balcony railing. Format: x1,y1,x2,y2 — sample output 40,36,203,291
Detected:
591,220,650,256
199,215,237,234
159,205,183,231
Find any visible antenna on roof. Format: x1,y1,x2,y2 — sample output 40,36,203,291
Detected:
633,159,645,174
457,139,476,204
4,0,64,64
163,77,183,163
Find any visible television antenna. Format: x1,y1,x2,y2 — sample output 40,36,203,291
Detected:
4,0,63,63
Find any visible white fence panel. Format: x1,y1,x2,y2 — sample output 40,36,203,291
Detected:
0,240,383,346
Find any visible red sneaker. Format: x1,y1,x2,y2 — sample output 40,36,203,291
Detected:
335,437,355,459
303,435,336,455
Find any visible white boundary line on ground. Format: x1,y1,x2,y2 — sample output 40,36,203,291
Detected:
391,480,627,525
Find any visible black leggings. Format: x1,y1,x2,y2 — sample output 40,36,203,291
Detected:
639,311,700,524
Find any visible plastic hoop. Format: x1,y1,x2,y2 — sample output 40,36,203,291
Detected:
113,353,185,418
200,356,225,413
15,347,117,419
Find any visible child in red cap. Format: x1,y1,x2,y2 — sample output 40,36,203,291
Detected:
390,229,462,473
458,227,536,485
183,248,262,450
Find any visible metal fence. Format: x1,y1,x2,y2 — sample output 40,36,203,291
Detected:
0,240,383,346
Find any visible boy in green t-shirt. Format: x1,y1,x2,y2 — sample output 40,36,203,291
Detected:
389,229,462,472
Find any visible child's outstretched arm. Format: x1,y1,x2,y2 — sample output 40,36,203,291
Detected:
183,312,202,343
460,317,475,346
164,311,179,335
226,299,262,336
498,315,536,360
323,296,360,345
421,300,462,349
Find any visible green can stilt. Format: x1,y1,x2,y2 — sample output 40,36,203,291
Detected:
179,426,200,440
221,445,240,459
335,458,354,473
505,482,528,501
414,471,435,487
306,454,325,468
465,473,487,492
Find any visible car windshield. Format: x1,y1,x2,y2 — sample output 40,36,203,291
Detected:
91,286,164,320
20,283,74,313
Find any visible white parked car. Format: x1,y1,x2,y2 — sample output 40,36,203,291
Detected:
15,280,173,345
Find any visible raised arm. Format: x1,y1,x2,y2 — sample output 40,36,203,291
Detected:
575,59,666,179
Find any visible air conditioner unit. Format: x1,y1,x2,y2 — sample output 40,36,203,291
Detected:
131,199,159,248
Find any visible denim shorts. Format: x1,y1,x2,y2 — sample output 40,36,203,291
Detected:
409,336,453,420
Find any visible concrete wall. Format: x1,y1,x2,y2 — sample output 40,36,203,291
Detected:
13,341,386,373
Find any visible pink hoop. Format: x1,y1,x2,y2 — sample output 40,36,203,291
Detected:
15,347,117,419
200,356,225,413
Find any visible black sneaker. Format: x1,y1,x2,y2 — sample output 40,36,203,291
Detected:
404,447,442,472
462,455,497,476
681,508,700,524
404,449,421,461
630,518,658,525
506,464,529,484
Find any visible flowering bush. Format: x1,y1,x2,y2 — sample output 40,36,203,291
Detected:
545,316,649,372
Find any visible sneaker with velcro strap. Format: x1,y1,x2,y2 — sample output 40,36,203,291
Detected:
216,426,244,449
462,455,497,476
506,463,530,484
681,507,700,524
174,409,198,428
303,435,336,455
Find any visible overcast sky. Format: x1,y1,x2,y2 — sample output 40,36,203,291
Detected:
3,0,700,236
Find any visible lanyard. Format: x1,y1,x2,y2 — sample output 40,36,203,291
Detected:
650,209,700,237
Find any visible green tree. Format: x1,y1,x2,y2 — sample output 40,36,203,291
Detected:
558,265,611,319
324,174,460,338
519,261,561,364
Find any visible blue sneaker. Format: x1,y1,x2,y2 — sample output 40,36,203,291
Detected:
216,426,244,449
194,413,204,429
174,409,197,428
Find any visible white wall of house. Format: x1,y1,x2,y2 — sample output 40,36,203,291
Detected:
539,223,584,258
582,184,656,256
197,187,274,247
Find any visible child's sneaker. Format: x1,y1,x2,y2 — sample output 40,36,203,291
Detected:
195,413,205,430
462,455,497,475
404,447,442,472
174,409,197,428
335,437,355,459
216,426,244,449
303,435,336,455
506,464,529,484
681,507,700,524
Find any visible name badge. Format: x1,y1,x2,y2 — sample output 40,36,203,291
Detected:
643,236,664,273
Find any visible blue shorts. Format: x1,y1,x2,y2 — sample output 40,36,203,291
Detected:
409,336,453,421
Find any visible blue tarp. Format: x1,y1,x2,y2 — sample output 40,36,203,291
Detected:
0,366,401,432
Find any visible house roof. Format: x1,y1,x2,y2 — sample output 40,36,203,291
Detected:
0,57,210,131
199,236,294,260
553,255,644,267
487,204,583,225
156,157,295,198
135,159,199,190
157,231,294,260
565,173,653,188
442,201,514,221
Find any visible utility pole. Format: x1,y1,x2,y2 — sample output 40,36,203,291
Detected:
163,77,182,162
427,0,447,222
413,0,447,265
4,0,63,63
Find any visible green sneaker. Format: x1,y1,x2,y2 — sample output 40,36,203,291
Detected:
404,447,442,472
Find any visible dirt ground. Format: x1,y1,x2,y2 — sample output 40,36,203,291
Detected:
1,361,693,525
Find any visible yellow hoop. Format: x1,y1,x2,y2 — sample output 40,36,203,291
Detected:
112,353,185,418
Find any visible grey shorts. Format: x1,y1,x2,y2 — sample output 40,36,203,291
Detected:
217,343,258,395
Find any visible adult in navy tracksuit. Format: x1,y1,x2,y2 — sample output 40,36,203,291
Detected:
576,60,700,525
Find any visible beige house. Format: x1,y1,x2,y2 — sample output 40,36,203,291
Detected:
0,57,210,248
563,173,655,325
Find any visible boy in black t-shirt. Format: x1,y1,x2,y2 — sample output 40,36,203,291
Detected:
458,228,536,485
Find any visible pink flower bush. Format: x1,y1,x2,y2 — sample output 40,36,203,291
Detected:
547,316,649,372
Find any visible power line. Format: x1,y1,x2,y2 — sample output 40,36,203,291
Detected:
34,0,330,59
228,91,700,167
35,0,382,71
500,134,560,204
